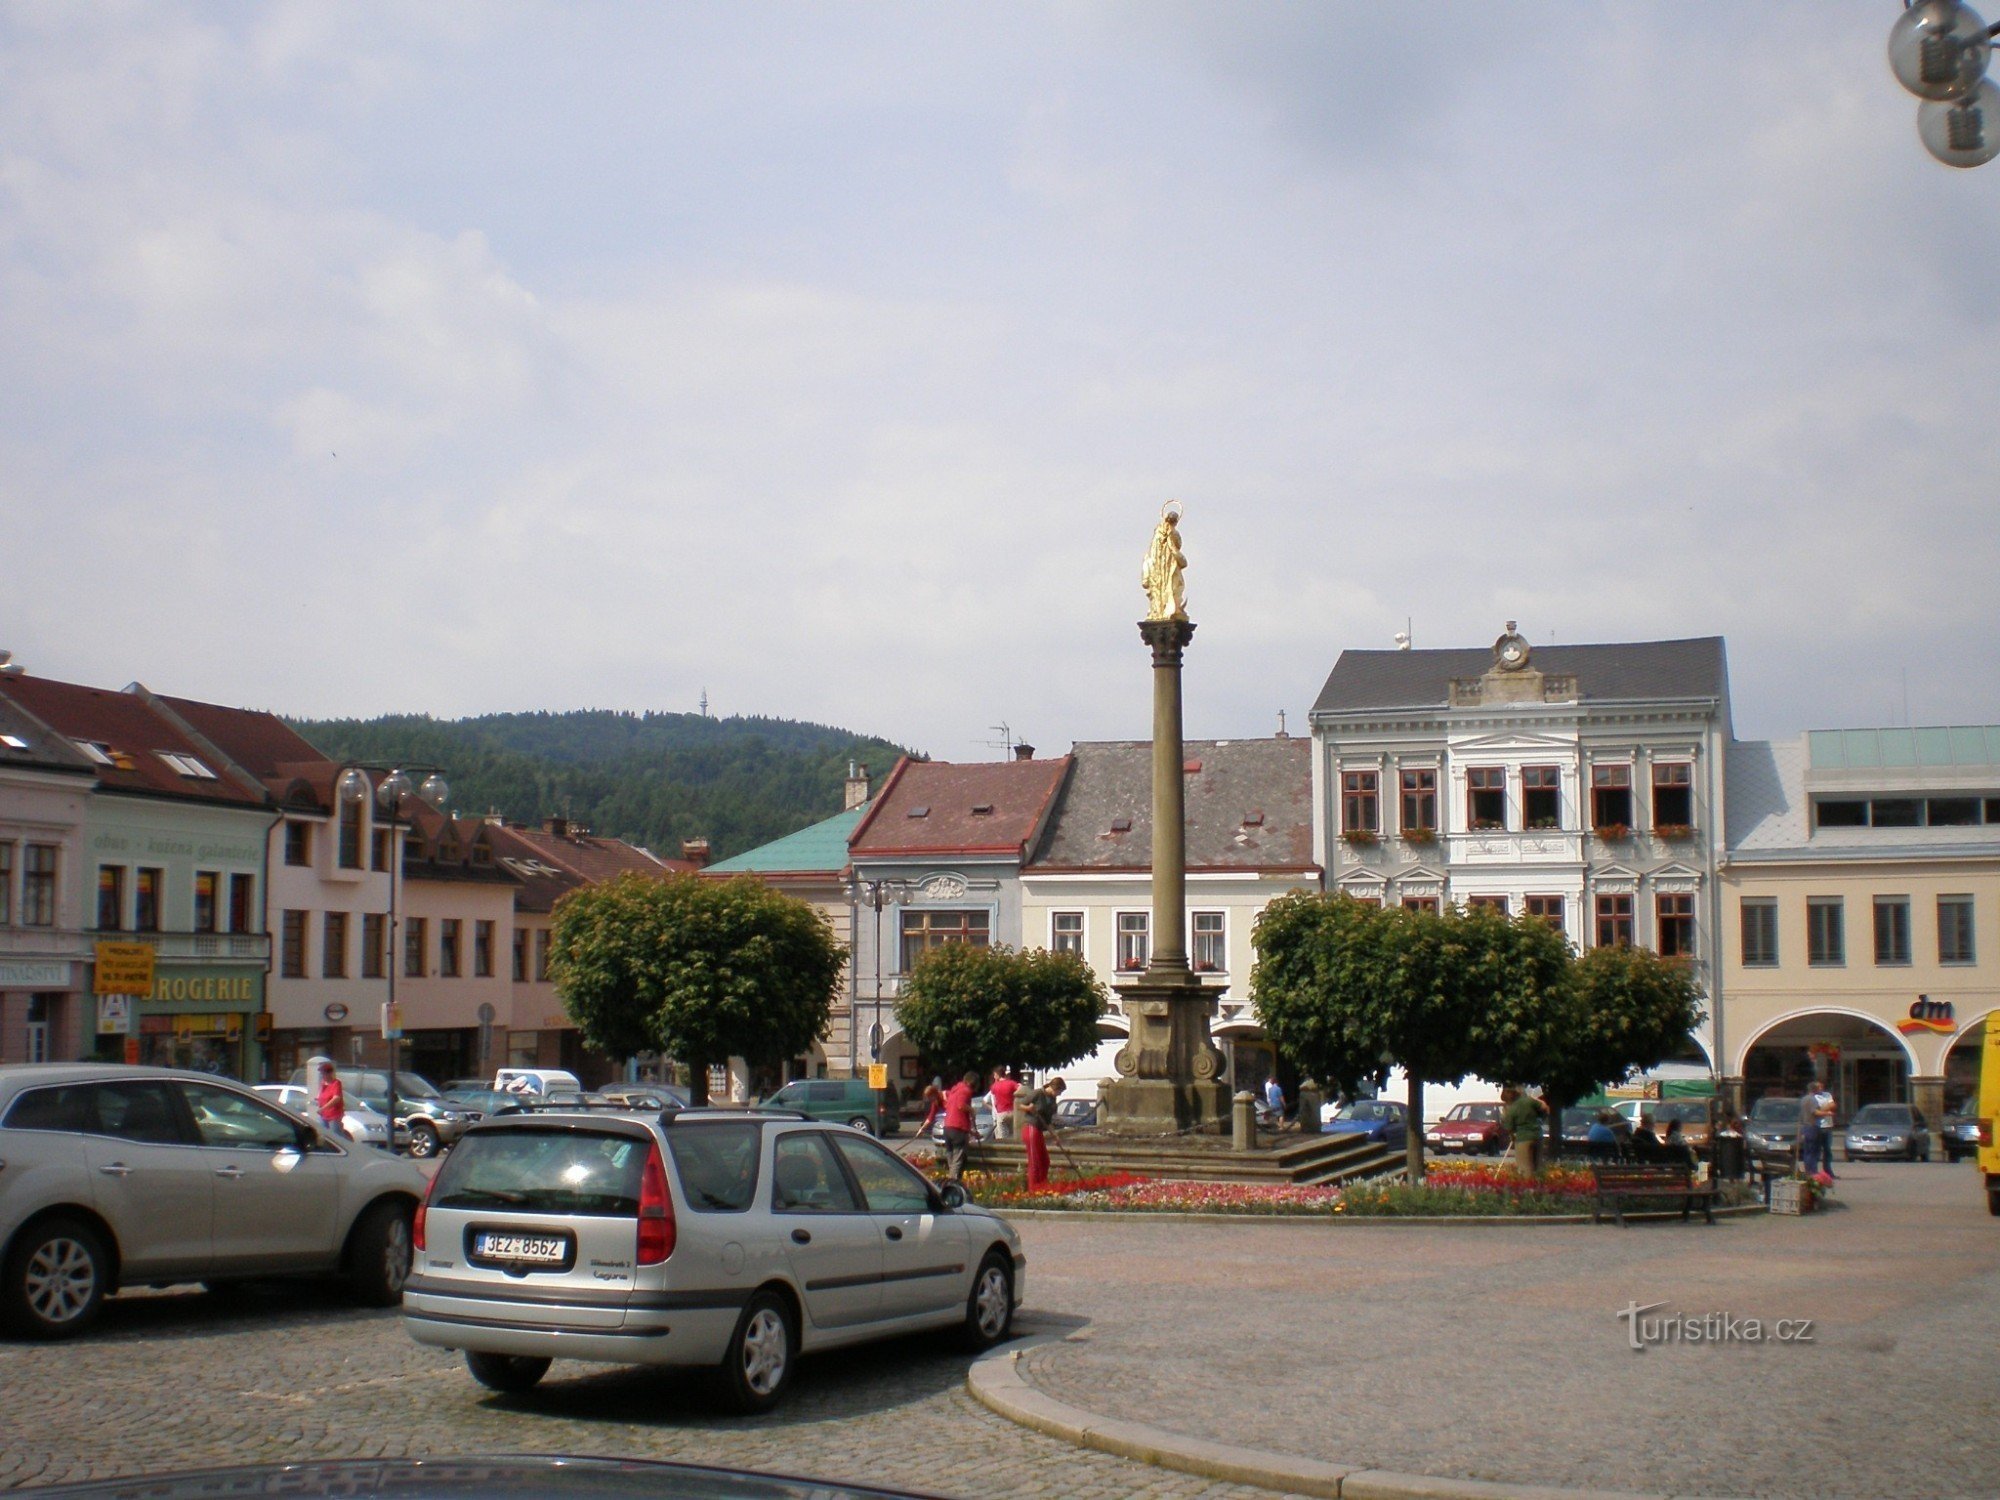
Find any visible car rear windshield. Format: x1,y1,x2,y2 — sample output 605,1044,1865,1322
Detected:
434,1128,647,1217
665,1121,762,1212
1749,1097,1799,1121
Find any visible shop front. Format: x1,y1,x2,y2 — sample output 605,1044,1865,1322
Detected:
92,957,269,1080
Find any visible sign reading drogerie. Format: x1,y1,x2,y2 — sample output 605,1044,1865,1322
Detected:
94,942,156,996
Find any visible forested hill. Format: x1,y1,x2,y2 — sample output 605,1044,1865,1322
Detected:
289,710,915,862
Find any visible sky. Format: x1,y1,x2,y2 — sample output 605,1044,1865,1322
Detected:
4,3,1998,761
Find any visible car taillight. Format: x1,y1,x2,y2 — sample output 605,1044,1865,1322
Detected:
637,1142,676,1265
1980,1120,1994,1148
413,1169,442,1252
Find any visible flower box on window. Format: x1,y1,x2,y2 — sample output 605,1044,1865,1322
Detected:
1341,829,1379,845
1469,819,1504,833
1654,823,1694,841
1593,823,1631,841
1528,817,1560,831
1402,828,1436,844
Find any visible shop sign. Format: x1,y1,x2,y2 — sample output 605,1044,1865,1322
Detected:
97,995,133,1035
0,960,71,988
145,966,263,1004
1898,995,1956,1036
324,1003,349,1022
94,942,156,996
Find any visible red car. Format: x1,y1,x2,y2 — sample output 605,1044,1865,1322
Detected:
1426,1101,1506,1154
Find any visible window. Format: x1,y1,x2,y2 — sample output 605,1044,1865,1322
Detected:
1467,894,1509,915
475,920,495,977
1650,762,1692,829
338,799,363,869
180,1082,298,1150
371,829,391,873
1740,898,1779,967
0,842,11,925
24,996,51,1064
1939,896,1976,965
534,928,551,981
1524,895,1565,933
1808,898,1845,966
1815,799,1868,829
405,917,427,979
1400,768,1436,834
1116,911,1150,972
362,914,386,979
1595,894,1634,948
770,1132,861,1213
1342,771,1378,834
1929,797,1980,826
322,912,348,978
830,1134,934,1214
24,845,57,927
97,865,125,931
899,909,990,973
284,820,312,867
513,927,529,981
281,910,307,978
1872,897,1912,966
228,874,253,934
1467,768,1506,830
1193,911,1226,972
1402,896,1440,914
1656,893,1695,958
440,918,462,978
193,872,218,933
1523,766,1560,829
1592,765,1633,831
134,868,162,932
1050,911,1083,955
156,751,217,780
1872,798,1923,828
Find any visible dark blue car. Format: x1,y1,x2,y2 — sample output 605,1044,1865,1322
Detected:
1321,1098,1408,1148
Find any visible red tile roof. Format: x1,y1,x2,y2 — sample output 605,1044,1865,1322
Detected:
485,821,684,913
0,674,268,807
848,755,1072,858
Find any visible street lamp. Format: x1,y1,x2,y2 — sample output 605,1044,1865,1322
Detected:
856,878,912,1072
337,764,449,1140
1890,1,2000,166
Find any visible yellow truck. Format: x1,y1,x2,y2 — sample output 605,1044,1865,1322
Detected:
1981,1023,2000,1216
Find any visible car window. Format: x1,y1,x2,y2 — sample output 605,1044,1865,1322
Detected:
1850,1105,1907,1126
434,1128,646,1216
771,1132,861,1214
1750,1097,1799,1121
180,1082,302,1149
664,1121,762,1212
767,1083,805,1107
3,1083,96,1133
806,1082,843,1103
831,1134,934,1214
91,1080,188,1145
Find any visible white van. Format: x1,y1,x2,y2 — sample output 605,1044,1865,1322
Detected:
492,1068,583,1097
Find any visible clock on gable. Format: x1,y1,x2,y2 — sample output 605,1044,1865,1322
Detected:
1493,622,1530,672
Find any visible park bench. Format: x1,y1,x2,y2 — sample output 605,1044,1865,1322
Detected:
1591,1164,1717,1226
1748,1146,1799,1204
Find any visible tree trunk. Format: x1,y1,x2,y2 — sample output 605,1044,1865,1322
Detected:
1406,1077,1425,1185
688,1055,710,1107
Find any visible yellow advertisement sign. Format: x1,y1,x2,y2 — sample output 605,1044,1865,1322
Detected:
94,942,156,996
867,1063,889,1091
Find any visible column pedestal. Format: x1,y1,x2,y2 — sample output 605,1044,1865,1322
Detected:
1101,975,1230,1134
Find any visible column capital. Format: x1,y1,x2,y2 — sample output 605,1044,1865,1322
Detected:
1138,617,1196,666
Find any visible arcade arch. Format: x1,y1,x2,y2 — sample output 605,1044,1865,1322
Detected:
1738,1009,1916,1116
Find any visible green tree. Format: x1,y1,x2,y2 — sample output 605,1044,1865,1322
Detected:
550,873,846,1103
895,944,1108,1084
1539,944,1705,1109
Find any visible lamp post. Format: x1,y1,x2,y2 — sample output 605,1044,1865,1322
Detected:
337,764,449,1144
856,878,912,1072
1890,1,2000,166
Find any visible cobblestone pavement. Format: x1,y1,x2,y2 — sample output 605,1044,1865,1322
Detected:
1016,1161,2000,1499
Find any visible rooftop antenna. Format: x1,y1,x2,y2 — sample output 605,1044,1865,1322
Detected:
983,721,1015,758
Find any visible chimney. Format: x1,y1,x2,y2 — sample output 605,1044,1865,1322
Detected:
543,816,568,839
1012,742,1035,761
844,762,871,810
680,838,712,869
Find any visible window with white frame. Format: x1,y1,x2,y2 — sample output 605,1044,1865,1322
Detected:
1592,765,1633,831
1341,771,1378,834
23,845,57,927
1400,769,1436,834
1652,762,1693,829
1467,768,1506,831
899,909,990,973
1050,911,1083,955
1522,766,1560,830
25,994,51,1063
1192,911,1226,972
1116,911,1149,972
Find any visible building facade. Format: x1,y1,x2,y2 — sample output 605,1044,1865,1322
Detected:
0,692,97,1064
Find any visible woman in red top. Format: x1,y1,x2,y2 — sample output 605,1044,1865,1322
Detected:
987,1067,1021,1140
315,1059,350,1138
941,1072,978,1181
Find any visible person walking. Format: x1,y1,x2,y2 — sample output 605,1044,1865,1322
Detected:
941,1071,978,1181
988,1067,1021,1141
1022,1076,1065,1190
1501,1084,1547,1175
314,1058,350,1139
1262,1072,1286,1128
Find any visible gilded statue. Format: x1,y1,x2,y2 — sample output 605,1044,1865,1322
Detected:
1140,502,1188,621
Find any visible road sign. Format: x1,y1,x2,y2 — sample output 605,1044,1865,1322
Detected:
867,1063,888,1091
381,1001,405,1039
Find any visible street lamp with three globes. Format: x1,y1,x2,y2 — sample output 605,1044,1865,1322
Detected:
1890,0,2000,166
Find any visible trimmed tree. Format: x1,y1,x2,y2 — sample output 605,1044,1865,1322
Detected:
894,943,1108,1084
550,872,846,1104
1540,944,1706,1109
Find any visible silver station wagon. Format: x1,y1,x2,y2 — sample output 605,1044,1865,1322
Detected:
0,1064,426,1339
404,1109,1024,1411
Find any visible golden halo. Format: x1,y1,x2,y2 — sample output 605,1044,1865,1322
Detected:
1160,500,1184,523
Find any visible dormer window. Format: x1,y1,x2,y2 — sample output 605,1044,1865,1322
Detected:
73,740,113,766
156,751,218,779
0,733,27,750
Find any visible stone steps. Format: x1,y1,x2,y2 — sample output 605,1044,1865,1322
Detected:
957,1129,1403,1186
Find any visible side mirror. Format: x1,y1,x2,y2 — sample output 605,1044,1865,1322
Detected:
936,1181,969,1211
296,1122,322,1152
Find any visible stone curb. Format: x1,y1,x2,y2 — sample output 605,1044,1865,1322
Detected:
967,1330,1749,1500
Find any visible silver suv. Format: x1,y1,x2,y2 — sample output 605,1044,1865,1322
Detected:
0,1064,426,1339
404,1109,1023,1411
287,1067,476,1159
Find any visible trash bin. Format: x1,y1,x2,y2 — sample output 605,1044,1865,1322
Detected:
1713,1133,1747,1180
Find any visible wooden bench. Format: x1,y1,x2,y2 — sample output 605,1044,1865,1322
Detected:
1592,1164,1718,1226
1748,1146,1798,1204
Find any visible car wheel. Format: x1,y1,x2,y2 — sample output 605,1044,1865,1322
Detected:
961,1249,1014,1352
845,1116,874,1136
2,1216,109,1341
465,1350,551,1393
344,1198,414,1307
715,1290,794,1414
407,1122,440,1159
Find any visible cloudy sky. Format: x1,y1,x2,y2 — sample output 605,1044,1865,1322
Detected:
5,3,1997,759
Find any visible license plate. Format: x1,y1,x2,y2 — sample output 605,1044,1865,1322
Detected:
475,1231,567,1263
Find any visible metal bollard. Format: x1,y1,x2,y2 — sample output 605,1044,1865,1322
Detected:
1233,1090,1258,1151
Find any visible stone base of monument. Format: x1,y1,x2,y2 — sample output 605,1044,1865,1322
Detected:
1098,1077,1230,1136
1098,975,1232,1136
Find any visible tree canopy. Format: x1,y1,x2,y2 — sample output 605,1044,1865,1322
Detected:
1542,943,1705,1106
550,872,846,1102
895,943,1108,1083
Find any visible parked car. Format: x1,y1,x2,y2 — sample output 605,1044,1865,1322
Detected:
927,1100,996,1143
1321,1099,1408,1149
761,1078,899,1137
1650,1099,1716,1152
1054,1097,1099,1130
492,1068,584,1096
1743,1095,1802,1159
0,1063,425,1340
255,1085,404,1151
1943,1105,1984,1163
286,1067,473,1159
1425,1101,1505,1155
1557,1107,1598,1156
441,1087,524,1119
600,1084,692,1111
403,1108,1022,1410
1844,1103,1931,1162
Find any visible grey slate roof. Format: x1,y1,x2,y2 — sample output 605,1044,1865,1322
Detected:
1312,637,1728,715
1027,737,1314,872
